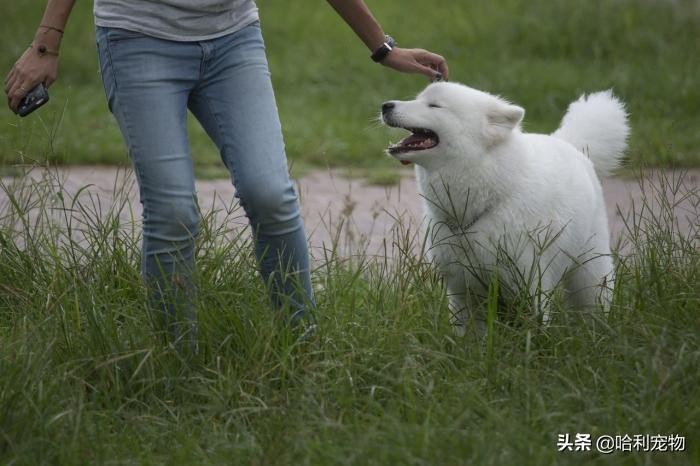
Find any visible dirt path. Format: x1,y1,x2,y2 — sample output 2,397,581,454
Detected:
2,166,698,258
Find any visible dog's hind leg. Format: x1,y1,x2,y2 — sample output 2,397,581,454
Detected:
446,273,486,336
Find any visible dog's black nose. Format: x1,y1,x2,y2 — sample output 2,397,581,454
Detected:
381,102,395,115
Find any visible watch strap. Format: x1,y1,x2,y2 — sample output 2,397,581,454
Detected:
371,35,396,63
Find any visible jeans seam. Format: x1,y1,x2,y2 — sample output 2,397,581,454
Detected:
198,43,207,80
101,30,147,277
102,32,135,156
199,93,249,218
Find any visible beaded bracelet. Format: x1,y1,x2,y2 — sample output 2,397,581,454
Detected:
30,43,59,56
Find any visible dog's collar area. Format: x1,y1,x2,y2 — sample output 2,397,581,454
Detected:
442,204,492,234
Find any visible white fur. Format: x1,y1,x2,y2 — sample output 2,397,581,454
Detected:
381,82,628,335
552,90,629,176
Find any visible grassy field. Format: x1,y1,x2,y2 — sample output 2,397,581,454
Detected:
1,0,699,180
0,168,699,464
1,1,699,464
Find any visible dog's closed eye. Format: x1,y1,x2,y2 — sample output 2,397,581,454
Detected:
428,103,442,108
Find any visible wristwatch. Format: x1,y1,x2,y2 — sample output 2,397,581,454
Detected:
371,35,396,63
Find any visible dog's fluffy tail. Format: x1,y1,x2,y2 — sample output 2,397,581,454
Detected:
552,90,629,176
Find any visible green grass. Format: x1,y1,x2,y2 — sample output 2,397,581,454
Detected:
0,168,698,465
1,0,699,179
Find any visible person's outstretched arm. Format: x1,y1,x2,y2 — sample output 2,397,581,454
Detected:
326,0,449,80
5,0,76,112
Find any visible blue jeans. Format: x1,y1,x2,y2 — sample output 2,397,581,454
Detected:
96,22,314,346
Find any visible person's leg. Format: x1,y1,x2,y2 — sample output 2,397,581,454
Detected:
96,27,201,347
187,22,314,323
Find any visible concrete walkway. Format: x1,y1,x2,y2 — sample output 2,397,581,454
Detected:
1,166,698,258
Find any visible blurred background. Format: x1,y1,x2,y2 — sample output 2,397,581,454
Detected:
1,0,699,181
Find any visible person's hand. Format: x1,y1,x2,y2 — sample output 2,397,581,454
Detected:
4,46,59,112
380,47,449,81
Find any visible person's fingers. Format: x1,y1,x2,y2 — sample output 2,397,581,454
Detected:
7,70,51,110
414,62,442,80
7,83,25,111
5,77,15,96
6,80,20,110
4,69,18,94
407,54,446,80
9,69,30,94
415,50,449,80
5,49,58,109
4,64,17,87
8,71,42,111
9,86,28,112
437,59,449,80
381,48,450,81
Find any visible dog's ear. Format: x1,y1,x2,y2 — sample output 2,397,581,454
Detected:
485,103,524,144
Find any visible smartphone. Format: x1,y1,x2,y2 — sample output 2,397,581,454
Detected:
16,82,50,117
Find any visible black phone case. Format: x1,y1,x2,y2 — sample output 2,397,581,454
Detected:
17,83,50,117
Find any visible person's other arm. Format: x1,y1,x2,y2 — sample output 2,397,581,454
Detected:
326,0,449,79
5,0,76,111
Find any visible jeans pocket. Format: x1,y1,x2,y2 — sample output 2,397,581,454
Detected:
106,27,149,44
95,29,118,113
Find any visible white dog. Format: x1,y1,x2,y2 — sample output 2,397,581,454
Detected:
381,82,628,335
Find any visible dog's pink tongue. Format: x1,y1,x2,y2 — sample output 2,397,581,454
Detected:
400,160,412,165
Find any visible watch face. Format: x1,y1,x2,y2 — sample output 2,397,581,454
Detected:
371,43,392,62
371,35,397,62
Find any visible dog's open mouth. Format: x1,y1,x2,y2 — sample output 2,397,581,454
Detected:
388,128,439,162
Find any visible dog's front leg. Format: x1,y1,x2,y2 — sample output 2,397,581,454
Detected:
445,273,486,337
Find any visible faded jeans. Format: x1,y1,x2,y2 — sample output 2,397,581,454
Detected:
96,22,314,346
